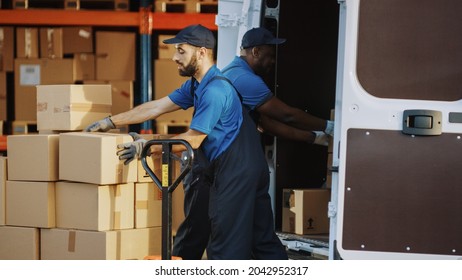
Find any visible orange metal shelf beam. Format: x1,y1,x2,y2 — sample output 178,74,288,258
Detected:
0,10,217,30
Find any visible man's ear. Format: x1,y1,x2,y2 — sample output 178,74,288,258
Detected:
252,46,259,58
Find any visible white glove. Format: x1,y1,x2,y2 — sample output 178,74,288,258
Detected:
324,120,334,137
313,131,329,146
84,117,115,132
116,132,147,165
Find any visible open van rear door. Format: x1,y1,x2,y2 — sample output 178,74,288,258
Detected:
333,0,462,260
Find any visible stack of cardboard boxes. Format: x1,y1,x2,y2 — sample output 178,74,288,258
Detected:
0,84,185,260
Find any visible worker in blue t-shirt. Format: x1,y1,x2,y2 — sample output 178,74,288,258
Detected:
172,27,334,260
85,24,287,260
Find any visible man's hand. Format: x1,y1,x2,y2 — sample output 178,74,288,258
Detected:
84,117,115,132
116,132,147,165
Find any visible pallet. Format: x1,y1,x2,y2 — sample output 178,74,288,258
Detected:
154,0,217,14
12,0,129,11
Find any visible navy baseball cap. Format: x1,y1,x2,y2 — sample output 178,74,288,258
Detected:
241,27,286,48
163,24,216,49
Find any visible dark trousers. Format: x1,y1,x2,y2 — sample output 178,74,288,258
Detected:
173,110,287,260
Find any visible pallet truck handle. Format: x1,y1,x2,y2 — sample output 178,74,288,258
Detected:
139,138,194,260
140,139,194,192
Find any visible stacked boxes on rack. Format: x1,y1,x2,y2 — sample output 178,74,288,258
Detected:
0,24,136,134
0,84,186,259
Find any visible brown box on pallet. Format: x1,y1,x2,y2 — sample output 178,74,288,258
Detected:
0,226,40,260
7,134,59,181
14,58,76,121
154,59,193,123
84,80,133,116
59,132,137,185
0,71,6,121
62,26,93,54
0,27,14,71
96,31,135,81
36,84,112,131
282,188,331,235
0,157,6,225
41,227,162,260
135,182,162,228
6,181,56,228
39,27,64,59
56,181,134,231
74,53,95,81
16,27,39,58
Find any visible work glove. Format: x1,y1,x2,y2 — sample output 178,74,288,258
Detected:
324,120,334,137
84,117,115,132
313,131,329,146
117,132,147,165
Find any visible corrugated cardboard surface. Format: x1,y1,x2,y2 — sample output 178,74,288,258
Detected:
84,80,133,116
40,227,161,260
16,27,39,59
0,157,6,225
59,132,137,185
7,134,59,181
282,188,330,235
14,58,76,121
0,72,6,121
36,84,112,131
96,31,135,81
0,226,40,260
56,181,134,231
135,182,162,228
6,181,56,228
0,27,14,72
39,27,63,59
62,26,93,54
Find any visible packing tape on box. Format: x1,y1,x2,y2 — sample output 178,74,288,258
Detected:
116,137,125,183
69,103,112,113
136,200,148,209
68,230,76,252
114,211,121,229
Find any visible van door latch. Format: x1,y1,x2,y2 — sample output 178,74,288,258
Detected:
402,109,442,136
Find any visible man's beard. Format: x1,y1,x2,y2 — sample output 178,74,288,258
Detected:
179,54,198,77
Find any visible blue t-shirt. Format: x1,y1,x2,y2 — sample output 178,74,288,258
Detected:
221,56,273,110
168,65,243,161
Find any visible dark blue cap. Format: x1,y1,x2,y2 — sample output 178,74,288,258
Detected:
163,24,216,49
241,27,286,48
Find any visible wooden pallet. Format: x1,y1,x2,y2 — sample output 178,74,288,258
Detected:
12,0,129,11
154,0,217,14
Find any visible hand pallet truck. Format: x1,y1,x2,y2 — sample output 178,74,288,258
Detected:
140,139,194,260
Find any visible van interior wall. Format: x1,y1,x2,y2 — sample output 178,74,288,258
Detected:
264,0,339,229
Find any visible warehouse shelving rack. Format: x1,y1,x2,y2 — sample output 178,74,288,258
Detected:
0,0,217,133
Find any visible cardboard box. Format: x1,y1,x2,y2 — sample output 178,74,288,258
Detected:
84,80,133,116
62,26,93,54
157,34,177,59
0,27,14,71
0,226,40,260
0,157,6,225
14,58,76,121
39,27,64,59
73,53,95,81
59,132,137,185
96,31,135,80
282,188,331,235
0,71,6,121
36,84,112,131
154,59,193,123
56,181,134,231
16,27,39,58
7,134,59,181
40,227,161,260
6,181,56,228
135,182,162,228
